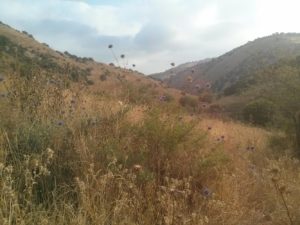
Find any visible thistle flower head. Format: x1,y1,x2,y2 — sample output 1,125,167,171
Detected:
205,83,211,89
120,54,125,58
108,44,113,49
170,62,175,67
202,187,212,197
57,120,64,126
159,95,167,101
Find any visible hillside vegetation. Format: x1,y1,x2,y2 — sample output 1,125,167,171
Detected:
0,22,300,225
154,33,300,93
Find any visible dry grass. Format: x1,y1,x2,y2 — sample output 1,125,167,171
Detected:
0,25,300,224
0,70,299,225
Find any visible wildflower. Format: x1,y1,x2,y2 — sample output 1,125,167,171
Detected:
246,146,255,151
205,83,211,89
5,165,13,174
132,64,136,67
108,44,113,49
195,84,201,89
120,54,125,59
46,148,54,160
133,164,142,172
57,120,64,126
202,187,212,197
170,62,175,67
159,95,167,102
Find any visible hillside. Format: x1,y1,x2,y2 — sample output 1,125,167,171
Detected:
0,21,192,107
1,22,300,225
155,33,300,94
150,59,211,81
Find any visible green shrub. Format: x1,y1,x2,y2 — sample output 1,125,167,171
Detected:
243,99,276,126
179,96,198,112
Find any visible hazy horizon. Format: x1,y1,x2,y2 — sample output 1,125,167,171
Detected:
1,0,300,74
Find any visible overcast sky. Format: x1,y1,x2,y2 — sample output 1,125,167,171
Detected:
1,0,300,74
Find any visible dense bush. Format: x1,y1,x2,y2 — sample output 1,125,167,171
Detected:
179,95,198,112
243,99,276,126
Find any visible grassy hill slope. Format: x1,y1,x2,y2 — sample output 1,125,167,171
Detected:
157,33,300,95
0,23,300,225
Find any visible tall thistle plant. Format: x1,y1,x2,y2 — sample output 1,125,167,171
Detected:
108,44,120,67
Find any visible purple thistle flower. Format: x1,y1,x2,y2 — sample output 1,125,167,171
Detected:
202,187,212,197
159,95,167,102
205,83,211,89
195,84,201,89
57,120,64,126
246,146,255,152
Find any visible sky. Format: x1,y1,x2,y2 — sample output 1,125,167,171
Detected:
1,0,300,74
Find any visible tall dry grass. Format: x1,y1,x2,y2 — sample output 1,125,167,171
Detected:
0,71,300,225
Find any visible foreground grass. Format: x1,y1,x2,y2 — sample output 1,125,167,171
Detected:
0,72,300,225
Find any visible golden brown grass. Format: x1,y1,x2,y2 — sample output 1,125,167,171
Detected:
0,41,300,224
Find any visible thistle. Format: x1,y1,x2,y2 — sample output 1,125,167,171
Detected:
108,44,120,67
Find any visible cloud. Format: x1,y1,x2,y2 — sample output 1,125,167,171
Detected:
0,0,300,74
